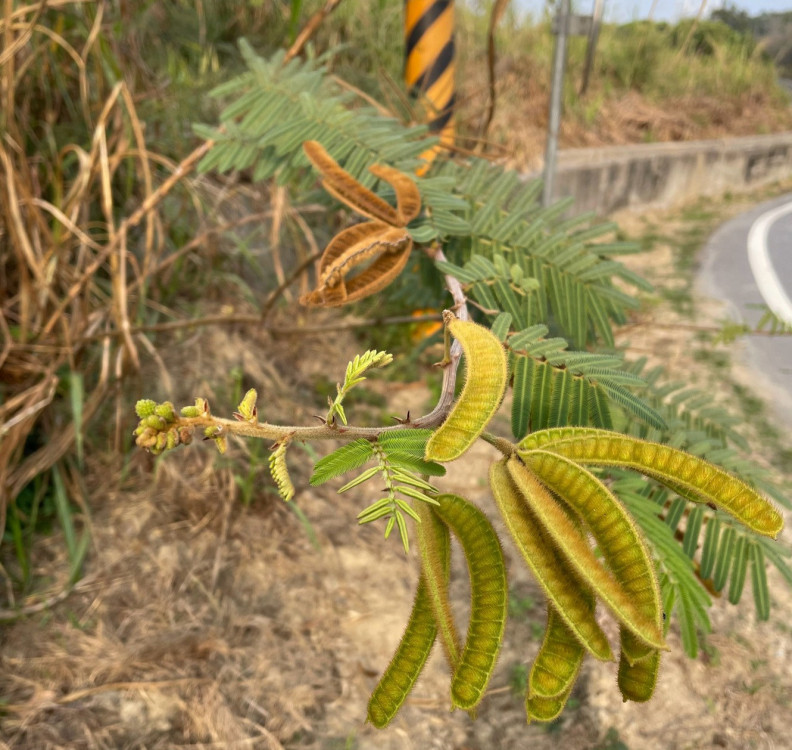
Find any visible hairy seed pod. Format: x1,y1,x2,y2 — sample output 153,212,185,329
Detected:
303,141,400,225
529,604,586,700
425,314,508,463
522,428,783,539
523,449,662,664
617,642,661,702
432,493,508,710
367,575,438,728
526,683,575,723
518,426,604,453
416,502,460,671
368,163,422,225
506,455,666,651
489,461,613,661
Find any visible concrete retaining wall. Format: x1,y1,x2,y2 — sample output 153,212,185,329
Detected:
544,133,792,216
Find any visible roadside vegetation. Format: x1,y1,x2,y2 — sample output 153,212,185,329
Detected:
1,2,791,747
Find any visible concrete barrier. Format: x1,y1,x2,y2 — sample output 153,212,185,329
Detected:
542,132,792,215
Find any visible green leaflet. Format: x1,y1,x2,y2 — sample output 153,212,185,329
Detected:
489,460,613,662
506,455,666,651
310,439,374,485
518,428,784,539
529,604,586,700
367,575,437,728
522,449,662,664
425,317,508,462
415,502,460,672
432,494,508,710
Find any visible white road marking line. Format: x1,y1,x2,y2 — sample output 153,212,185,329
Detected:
747,201,792,325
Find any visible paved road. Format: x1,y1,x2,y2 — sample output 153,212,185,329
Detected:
699,193,792,427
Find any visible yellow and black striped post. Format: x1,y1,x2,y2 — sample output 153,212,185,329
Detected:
404,0,455,171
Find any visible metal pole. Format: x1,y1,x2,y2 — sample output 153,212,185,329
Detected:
580,0,604,96
543,0,571,208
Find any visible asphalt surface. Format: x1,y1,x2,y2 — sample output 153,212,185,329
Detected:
698,193,792,428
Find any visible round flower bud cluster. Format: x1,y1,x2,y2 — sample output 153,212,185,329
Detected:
133,399,194,455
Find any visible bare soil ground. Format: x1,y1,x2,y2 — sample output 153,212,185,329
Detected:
2,188,792,750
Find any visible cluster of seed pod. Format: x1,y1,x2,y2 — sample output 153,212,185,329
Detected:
299,141,420,307
365,313,783,727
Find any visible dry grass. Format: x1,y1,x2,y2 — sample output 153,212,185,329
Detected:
0,1,324,607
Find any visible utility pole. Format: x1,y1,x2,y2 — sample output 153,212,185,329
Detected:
543,0,571,207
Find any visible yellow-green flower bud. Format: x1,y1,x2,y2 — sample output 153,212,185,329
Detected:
155,432,168,452
154,402,176,422
213,435,227,454
166,429,179,450
237,389,258,423
135,399,157,418
144,415,166,430
180,405,200,417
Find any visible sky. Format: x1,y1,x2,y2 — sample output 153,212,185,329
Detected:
513,0,792,23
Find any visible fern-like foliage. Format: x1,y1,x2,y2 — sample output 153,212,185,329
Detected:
310,429,444,552
196,42,650,349
185,39,791,720
326,349,393,424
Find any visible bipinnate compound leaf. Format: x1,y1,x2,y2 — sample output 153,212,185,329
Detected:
310,440,374,485
506,455,666,651
432,494,508,710
489,460,613,661
425,315,508,462
522,449,662,663
367,575,438,727
518,428,784,538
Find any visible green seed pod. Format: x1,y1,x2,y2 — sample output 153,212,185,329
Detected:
506,455,665,652
415,502,460,672
617,642,661,702
522,449,662,664
134,399,157,418
489,460,613,662
425,315,508,463
367,575,438,728
529,604,586,700
526,683,575,723
432,494,508,710
522,428,783,539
